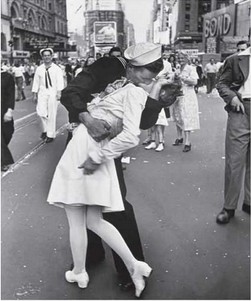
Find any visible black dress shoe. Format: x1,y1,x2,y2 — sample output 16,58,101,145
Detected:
242,203,250,214
183,144,191,152
173,138,183,146
119,280,134,291
216,208,235,224
45,137,54,143
40,132,47,140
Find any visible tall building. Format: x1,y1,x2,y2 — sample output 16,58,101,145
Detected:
84,0,134,55
169,0,213,51
1,0,70,63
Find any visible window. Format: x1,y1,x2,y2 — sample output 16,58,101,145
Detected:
185,0,191,11
1,32,7,51
10,4,18,18
41,16,47,30
185,14,190,23
185,24,190,31
48,2,52,10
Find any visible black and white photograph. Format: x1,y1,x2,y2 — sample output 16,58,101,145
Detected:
1,0,250,300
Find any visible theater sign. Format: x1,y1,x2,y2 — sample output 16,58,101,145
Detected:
204,6,235,39
203,4,237,55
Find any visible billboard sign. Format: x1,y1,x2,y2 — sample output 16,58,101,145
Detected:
203,5,236,38
94,21,117,44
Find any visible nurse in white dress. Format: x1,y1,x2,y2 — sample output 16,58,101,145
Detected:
172,51,200,152
47,43,168,298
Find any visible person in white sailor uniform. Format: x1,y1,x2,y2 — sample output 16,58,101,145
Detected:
32,48,64,143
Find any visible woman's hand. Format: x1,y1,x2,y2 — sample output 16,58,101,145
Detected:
78,157,100,175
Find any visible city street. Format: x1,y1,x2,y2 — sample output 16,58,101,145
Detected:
1,86,250,300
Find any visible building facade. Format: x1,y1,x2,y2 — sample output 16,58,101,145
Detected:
149,0,238,55
1,0,70,63
203,0,250,57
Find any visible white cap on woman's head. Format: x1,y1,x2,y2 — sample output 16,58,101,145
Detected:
124,42,162,66
40,48,54,56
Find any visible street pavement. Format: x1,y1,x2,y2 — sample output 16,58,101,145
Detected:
1,86,250,300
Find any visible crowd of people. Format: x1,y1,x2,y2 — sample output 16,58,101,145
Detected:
1,40,250,298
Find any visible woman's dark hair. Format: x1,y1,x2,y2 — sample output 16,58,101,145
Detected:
131,58,163,74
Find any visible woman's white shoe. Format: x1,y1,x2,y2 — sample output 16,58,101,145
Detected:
130,261,152,298
65,270,89,288
145,142,157,150
155,143,164,152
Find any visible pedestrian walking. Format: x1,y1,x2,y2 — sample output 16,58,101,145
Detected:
194,59,203,93
1,66,15,171
204,58,218,94
32,48,64,143
47,43,168,297
12,62,26,101
216,46,250,224
172,51,200,152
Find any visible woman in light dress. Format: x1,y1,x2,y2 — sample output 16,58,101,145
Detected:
47,43,168,297
144,54,173,152
172,51,200,152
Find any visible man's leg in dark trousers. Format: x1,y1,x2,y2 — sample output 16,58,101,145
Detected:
103,157,145,283
1,120,14,167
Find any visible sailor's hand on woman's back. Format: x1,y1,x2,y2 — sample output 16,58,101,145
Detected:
79,112,111,142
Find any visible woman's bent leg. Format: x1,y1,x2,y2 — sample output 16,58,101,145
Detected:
86,206,152,297
87,206,136,272
64,205,88,274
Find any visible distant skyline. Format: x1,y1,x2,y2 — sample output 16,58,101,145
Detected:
66,0,154,42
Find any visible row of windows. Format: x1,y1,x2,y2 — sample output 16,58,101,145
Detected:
23,0,66,17
56,21,67,35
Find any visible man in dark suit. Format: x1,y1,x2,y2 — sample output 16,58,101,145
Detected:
1,67,15,172
216,46,250,224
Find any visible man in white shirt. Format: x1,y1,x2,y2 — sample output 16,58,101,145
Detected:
32,48,64,143
216,47,251,224
204,58,218,94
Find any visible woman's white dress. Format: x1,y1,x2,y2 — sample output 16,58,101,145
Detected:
47,83,148,212
172,64,200,131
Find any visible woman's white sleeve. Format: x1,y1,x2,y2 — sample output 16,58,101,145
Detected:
89,87,147,163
